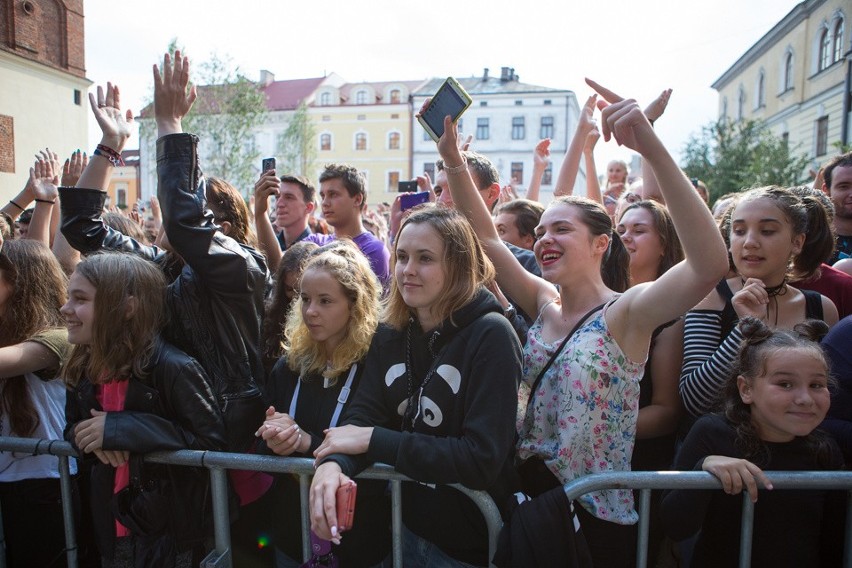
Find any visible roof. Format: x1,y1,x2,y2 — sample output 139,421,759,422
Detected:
336,80,426,103
263,77,327,110
413,76,571,97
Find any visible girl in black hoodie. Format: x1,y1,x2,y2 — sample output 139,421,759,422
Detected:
310,206,522,567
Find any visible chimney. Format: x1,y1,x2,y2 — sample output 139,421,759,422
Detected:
482,67,489,82
510,68,517,81
259,69,275,86
500,67,510,82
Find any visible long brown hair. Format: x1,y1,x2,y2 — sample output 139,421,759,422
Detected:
618,200,684,279
62,253,167,386
206,176,258,248
384,206,495,330
0,240,67,436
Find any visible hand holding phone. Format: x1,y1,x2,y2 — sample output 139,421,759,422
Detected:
417,77,473,142
262,157,276,173
399,191,430,212
335,480,357,533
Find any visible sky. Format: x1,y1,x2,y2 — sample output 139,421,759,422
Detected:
83,0,803,175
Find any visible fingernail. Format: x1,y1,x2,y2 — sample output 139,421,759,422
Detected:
331,526,338,537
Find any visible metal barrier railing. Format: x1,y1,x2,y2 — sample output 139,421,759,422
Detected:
0,437,502,568
3,436,851,568
562,470,852,568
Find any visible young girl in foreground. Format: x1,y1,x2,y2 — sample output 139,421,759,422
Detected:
441,80,729,568
63,253,226,567
662,317,843,568
256,241,390,567
310,206,522,567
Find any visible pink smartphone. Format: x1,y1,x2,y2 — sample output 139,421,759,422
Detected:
335,480,357,532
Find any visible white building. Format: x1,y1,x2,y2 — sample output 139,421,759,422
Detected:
412,67,582,204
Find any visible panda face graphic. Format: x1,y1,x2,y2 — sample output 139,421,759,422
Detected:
386,362,462,428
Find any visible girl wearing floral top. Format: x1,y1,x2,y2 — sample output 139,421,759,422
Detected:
441,80,728,567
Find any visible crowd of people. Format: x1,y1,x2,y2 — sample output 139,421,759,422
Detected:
1,49,851,568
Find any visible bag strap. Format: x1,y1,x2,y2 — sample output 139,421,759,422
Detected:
289,364,358,429
529,302,606,395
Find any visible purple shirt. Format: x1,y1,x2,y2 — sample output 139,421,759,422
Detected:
305,231,390,283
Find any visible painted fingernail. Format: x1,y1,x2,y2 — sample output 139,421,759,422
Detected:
331,526,338,537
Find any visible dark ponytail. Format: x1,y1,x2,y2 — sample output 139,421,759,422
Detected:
792,193,834,279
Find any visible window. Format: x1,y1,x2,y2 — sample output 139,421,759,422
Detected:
721,96,728,119
476,117,490,140
423,163,435,184
542,163,553,186
116,186,127,208
390,89,401,104
783,52,794,91
388,132,401,150
816,116,829,156
515,100,523,106
819,28,832,71
457,119,463,133
480,101,488,107
322,115,331,121
391,113,399,119
320,133,332,151
756,71,765,108
320,92,332,106
512,117,525,140
74,89,81,105
781,132,790,147
543,100,552,105
511,162,524,185
355,132,367,151
423,128,431,141
737,86,745,120
0,115,14,173
355,90,367,105
357,114,366,120
540,116,554,139
388,171,400,191
834,19,845,64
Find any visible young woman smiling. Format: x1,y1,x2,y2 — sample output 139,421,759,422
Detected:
439,79,729,568
680,186,838,419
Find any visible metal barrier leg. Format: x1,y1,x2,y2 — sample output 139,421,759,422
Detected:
845,490,852,568
201,467,232,568
391,480,403,568
636,489,651,568
738,493,754,568
58,456,78,568
299,474,311,562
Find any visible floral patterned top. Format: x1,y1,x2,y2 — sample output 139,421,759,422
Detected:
517,300,643,524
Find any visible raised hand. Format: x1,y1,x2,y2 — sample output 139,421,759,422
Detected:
61,150,88,187
533,138,551,168
254,170,280,215
153,50,197,136
30,153,58,202
586,78,654,152
645,88,673,124
584,126,601,155
578,94,598,134
89,83,134,153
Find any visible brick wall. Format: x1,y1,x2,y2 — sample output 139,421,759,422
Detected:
0,116,14,174
0,0,85,78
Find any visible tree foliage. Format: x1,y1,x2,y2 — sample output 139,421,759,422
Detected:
141,39,268,196
681,118,810,204
276,102,317,179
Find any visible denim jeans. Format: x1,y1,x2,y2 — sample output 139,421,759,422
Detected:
401,525,482,568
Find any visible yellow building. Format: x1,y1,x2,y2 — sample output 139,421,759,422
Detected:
712,0,850,173
0,0,90,201
311,80,424,205
104,150,141,210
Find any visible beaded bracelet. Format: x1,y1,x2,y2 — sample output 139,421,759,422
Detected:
93,144,123,167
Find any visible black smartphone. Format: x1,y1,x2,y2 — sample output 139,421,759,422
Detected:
262,157,276,173
417,77,473,142
398,180,419,193
400,191,430,211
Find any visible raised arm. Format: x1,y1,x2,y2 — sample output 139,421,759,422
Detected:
434,113,554,318
254,170,283,270
638,89,672,203
583,128,603,205
25,151,60,247
587,79,728,341
525,139,550,203
554,94,597,197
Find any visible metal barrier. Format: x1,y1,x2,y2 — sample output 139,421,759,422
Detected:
562,470,852,568
3,435,851,568
0,437,502,568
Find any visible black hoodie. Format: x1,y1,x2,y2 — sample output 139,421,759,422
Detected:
326,288,522,566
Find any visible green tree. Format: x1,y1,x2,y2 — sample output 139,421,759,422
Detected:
140,40,268,196
276,101,317,179
681,118,810,204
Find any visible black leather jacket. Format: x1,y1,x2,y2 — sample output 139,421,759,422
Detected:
60,133,271,450
64,338,226,562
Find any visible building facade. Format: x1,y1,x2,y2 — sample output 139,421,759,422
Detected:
712,0,851,173
412,68,582,204
0,0,90,201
